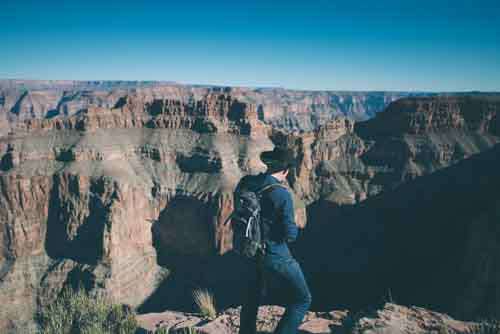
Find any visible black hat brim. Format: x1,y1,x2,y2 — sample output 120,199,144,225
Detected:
260,148,296,172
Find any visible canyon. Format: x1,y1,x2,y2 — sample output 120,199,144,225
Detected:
0,80,499,333
0,79,423,135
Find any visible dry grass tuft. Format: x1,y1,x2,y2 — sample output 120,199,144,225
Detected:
153,326,199,333
193,289,217,320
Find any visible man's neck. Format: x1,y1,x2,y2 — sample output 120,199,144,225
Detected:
270,172,285,183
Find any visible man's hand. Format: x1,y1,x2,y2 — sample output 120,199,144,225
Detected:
295,207,307,229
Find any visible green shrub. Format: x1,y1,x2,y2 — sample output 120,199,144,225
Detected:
38,286,137,334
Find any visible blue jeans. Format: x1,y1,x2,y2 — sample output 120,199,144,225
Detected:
239,253,312,334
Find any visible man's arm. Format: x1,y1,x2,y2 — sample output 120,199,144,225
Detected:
226,176,250,226
233,175,250,204
276,188,298,243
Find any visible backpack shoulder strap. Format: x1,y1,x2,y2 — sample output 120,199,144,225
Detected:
256,183,287,195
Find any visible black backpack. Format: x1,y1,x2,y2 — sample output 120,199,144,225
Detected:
229,183,284,258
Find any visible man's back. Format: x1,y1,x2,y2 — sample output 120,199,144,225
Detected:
234,172,297,258
237,172,311,334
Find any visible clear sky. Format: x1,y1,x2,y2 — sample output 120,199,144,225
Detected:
1,0,499,91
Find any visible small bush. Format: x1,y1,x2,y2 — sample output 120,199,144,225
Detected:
153,326,199,334
38,286,137,334
153,327,170,334
438,320,500,334
193,289,217,320
178,328,199,334
466,321,500,334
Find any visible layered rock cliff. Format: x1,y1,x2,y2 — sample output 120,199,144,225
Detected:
1,84,500,333
0,92,276,332
269,95,500,208
0,80,420,135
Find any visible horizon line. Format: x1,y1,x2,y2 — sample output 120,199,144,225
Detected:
1,77,499,94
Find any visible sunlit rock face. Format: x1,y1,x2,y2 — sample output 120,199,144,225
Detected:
0,90,277,332
268,96,500,209
1,79,500,332
0,79,420,135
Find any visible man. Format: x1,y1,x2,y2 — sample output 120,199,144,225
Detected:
235,147,312,334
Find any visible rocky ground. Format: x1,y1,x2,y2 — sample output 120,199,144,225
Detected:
136,303,480,334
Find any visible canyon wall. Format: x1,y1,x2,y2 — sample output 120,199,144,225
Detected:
0,80,420,135
0,80,500,333
0,92,276,332
275,96,500,206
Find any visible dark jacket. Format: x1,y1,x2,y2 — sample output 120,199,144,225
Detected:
234,172,297,259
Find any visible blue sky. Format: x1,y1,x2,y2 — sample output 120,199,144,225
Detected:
1,0,499,91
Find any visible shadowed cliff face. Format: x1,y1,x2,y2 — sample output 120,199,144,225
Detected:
0,90,500,332
282,95,500,317
45,174,112,264
154,196,216,258
295,143,500,320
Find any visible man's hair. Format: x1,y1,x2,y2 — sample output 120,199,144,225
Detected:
268,165,290,174
260,147,296,174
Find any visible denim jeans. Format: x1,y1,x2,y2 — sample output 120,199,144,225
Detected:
239,253,312,334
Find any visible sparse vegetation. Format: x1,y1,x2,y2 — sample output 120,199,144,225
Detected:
150,326,199,334
38,286,137,334
179,328,200,334
193,288,217,320
438,320,500,334
385,288,395,304
465,321,500,334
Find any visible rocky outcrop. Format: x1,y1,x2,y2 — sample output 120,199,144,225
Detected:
136,305,349,334
357,95,500,136
347,303,477,334
136,303,485,334
263,96,500,208
327,96,500,198
269,117,367,203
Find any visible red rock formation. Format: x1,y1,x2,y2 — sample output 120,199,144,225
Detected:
0,80,418,134
360,96,500,136
352,95,500,190
0,92,275,332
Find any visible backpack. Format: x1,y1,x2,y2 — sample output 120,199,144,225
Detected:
230,183,284,259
